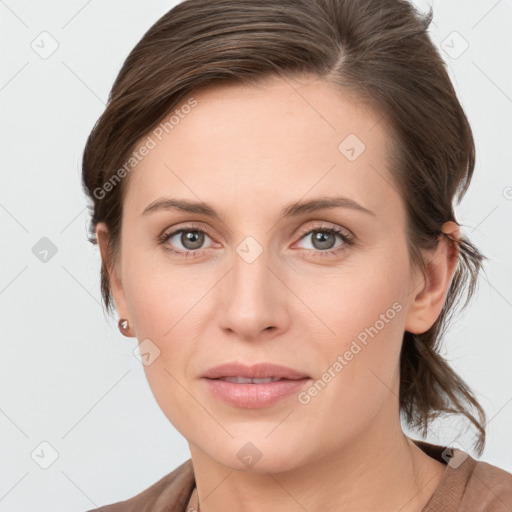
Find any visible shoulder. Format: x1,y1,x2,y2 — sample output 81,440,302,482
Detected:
461,457,512,511
412,439,512,511
84,458,195,512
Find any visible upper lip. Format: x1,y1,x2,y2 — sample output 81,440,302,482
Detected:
202,362,310,380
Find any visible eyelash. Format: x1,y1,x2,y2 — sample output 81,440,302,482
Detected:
157,223,355,259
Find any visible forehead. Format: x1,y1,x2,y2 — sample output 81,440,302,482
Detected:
124,75,402,225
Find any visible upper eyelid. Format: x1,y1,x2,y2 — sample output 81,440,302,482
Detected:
162,221,351,239
296,223,351,238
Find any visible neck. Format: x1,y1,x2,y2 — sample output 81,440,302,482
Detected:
188,415,445,512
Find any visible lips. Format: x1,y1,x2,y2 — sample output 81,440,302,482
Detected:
201,362,311,409
201,362,309,381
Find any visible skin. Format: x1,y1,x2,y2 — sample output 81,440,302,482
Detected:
96,74,460,512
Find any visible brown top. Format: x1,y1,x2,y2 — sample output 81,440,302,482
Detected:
86,440,512,511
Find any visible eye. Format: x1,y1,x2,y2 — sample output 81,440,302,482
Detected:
294,225,354,257
157,223,355,258
157,225,216,257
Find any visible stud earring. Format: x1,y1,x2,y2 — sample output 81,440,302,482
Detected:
118,318,132,337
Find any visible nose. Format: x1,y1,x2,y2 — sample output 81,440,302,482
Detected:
216,241,290,341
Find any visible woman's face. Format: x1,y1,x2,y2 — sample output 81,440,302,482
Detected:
102,75,428,472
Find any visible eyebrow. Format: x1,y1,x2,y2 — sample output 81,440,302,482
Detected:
141,196,375,219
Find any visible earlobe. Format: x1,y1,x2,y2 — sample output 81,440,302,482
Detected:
404,221,460,335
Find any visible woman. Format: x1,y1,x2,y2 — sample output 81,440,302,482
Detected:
82,0,512,510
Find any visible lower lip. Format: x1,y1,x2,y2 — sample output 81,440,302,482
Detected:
202,377,311,409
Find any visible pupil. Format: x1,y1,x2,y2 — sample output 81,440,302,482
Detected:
313,231,335,250
182,231,204,249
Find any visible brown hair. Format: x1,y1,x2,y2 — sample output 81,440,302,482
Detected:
82,0,487,454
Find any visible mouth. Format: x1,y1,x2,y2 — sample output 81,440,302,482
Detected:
213,376,286,384
202,361,310,380
201,362,311,409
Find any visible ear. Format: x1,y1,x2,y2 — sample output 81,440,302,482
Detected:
404,221,460,334
96,222,132,332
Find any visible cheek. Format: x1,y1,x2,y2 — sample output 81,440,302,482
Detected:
299,253,407,347
122,242,210,337
121,255,213,436
125,276,207,372
297,254,408,405
121,250,220,402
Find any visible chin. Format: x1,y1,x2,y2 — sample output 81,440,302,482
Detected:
196,434,311,474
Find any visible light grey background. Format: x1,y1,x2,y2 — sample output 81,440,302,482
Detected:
1,1,511,510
